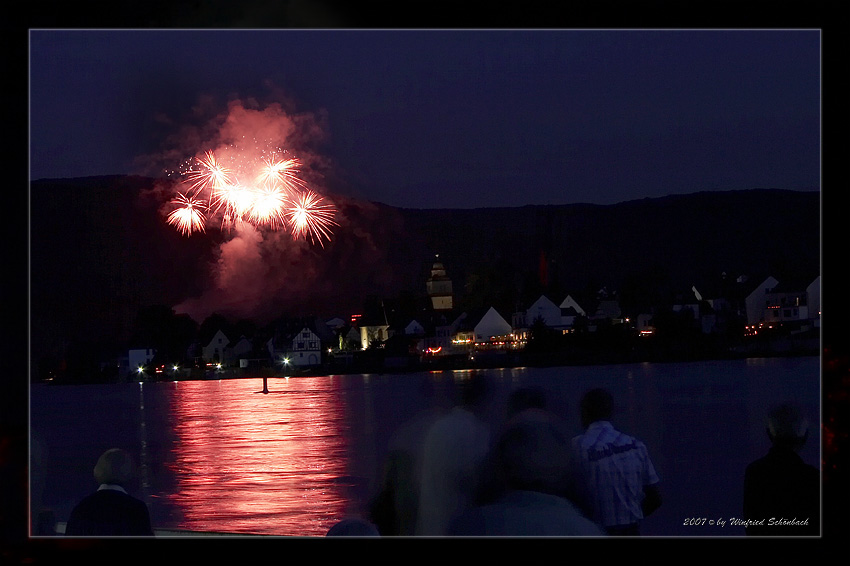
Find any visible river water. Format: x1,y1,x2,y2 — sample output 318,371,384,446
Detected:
29,356,820,537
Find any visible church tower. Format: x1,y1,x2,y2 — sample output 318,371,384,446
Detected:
426,255,453,311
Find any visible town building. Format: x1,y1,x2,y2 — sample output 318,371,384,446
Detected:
474,307,515,347
426,256,453,311
267,326,323,368
202,329,232,365
743,275,820,336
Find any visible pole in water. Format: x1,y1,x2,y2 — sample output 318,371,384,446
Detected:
262,376,269,394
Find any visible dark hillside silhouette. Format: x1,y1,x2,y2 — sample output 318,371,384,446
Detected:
30,177,819,370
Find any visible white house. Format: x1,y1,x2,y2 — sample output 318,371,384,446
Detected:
128,348,155,374
422,312,468,355
230,336,256,368
807,276,821,327
203,330,232,364
673,286,702,320
405,319,426,336
339,326,361,350
559,295,586,325
745,276,780,325
269,327,323,367
592,299,622,323
360,324,390,350
636,313,655,335
762,276,821,326
231,336,254,358
526,295,562,327
513,295,562,329
474,307,513,343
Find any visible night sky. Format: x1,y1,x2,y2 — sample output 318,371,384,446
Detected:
12,21,848,551
29,29,820,209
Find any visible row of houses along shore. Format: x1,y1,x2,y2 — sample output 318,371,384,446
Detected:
117,258,820,382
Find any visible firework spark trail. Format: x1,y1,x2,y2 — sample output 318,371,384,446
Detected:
250,185,287,229
285,190,339,247
186,150,232,193
256,157,306,191
166,192,207,236
165,148,337,243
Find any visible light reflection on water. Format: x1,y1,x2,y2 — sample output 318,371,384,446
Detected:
161,377,348,536
31,358,820,537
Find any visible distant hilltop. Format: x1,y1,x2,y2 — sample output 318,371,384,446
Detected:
385,187,819,313
30,176,819,357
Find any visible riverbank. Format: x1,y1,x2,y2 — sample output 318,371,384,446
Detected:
36,332,819,385
157,343,821,382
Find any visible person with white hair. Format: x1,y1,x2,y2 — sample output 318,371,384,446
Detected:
415,375,494,536
447,409,604,536
743,404,820,536
65,448,154,536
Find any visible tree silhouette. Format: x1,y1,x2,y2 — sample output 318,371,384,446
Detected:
130,305,199,366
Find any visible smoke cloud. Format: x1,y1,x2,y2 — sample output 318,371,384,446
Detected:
141,92,400,325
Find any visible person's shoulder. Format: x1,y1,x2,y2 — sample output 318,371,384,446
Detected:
94,489,148,508
802,461,820,480
91,488,134,500
70,490,105,510
611,428,642,447
746,452,770,469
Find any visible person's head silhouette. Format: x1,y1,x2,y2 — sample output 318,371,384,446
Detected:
93,448,134,487
580,388,613,429
766,404,809,452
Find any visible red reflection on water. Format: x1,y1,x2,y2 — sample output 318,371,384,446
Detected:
162,377,349,536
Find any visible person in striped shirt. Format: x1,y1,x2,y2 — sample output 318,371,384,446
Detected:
570,388,662,535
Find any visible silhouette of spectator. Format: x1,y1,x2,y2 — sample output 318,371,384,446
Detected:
65,448,154,536
570,388,661,536
474,386,551,505
415,374,494,536
743,404,819,536
506,386,547,419
30,433,55,535
448,408,605,536
369,376,452,535
326,517,380,537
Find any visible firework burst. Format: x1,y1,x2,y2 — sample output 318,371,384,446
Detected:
285,190,339,247
165,147,337,244
256,156,305,191
186,150,231,193
250,185,288,229
166,192,207,236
